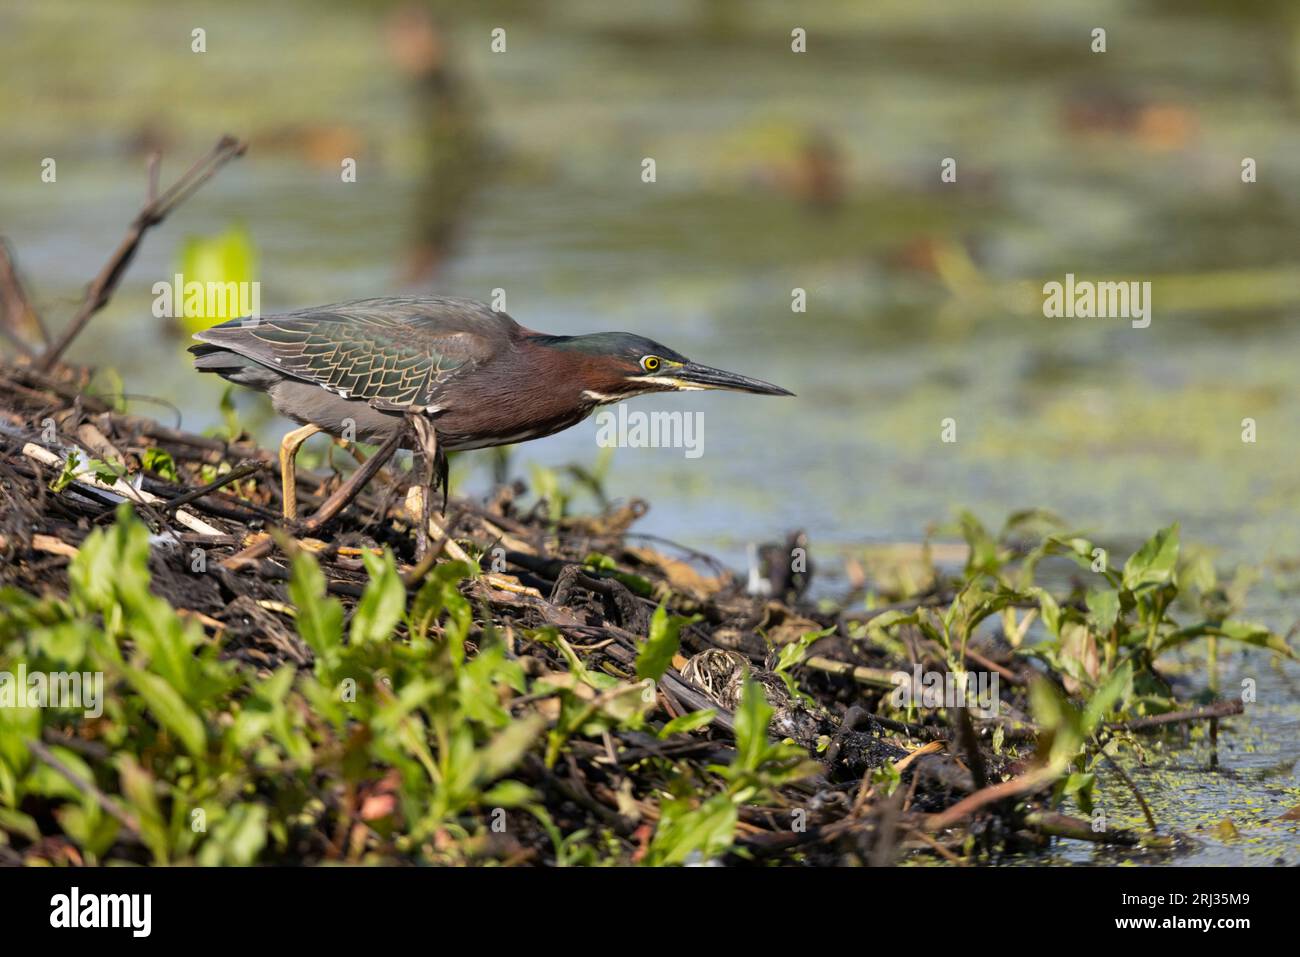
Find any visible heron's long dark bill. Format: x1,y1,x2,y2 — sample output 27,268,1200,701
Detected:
673,362,795,396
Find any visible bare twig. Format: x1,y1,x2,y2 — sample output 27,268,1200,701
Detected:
1023,811,1145,846
1101,750,1158,831
923,765,1059,831
953,705,988,791
161,459,263,512
1107,699,1242,732
904,827,967,863
803,654,900,689
37,135,248,371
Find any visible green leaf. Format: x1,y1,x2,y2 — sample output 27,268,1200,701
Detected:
408,560,473,646
122,666,208,758
142,447,180,483
26,746,95,802
1034,587,1061,637
0,807,40,842
29,621,91,668
1155,620,1294,659
1086,587,1120,633
1082,661,1132,734
1063,771,1096,815
646,792,738,866
1123,524,1180,592
116,755,169,864
288,550,344,657
475,714,545,784
49,450,80,493
1177,550,1217,594
774,626,833,673
582,552,617,572
1062,771,1095,796
350,549,407,644
635,605,700,682
1029,677,1083,770
196,803,268,866
219,385,240,439
959,510,1001,575
865,609,920,632
732,679,773,774
658,709,716,738
480,780,535,808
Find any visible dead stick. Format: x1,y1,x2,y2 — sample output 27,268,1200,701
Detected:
161,460,263,512
1101,750,1158,831
954,705,988,791
1023,811,1143,846
38,135,247,371
924,765,1059,831
962,647,1024,686
905,827,967,864
301,429,403,536
803,654,900,689
1107,699,1242,732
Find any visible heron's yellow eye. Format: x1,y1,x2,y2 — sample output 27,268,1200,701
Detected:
640,355,661,373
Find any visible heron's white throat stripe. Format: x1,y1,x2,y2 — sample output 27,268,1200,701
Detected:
628,375,707,391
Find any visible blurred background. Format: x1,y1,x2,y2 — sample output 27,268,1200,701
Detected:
4,0,1300,578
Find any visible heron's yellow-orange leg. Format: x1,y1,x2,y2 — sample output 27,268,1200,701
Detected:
279,423,322,520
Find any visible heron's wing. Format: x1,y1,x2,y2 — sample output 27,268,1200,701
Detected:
193,298,514,412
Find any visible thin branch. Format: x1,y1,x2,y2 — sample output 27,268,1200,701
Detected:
1106,698,1242,732
1023,811,1143,846
923,765,1059,831
953,705,989,791
37,135,248,371
802,654,901,689
1102,750,1158,831
161,459,263,512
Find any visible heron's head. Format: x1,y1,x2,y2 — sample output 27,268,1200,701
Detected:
534,332,794,404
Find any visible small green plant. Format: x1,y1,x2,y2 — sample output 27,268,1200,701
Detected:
867,512,1292,793
142,447,180,483
635,604,701,682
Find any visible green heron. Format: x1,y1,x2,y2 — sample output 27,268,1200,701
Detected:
190,297,792,536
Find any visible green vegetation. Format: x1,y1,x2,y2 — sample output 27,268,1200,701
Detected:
0,505,814,864
0,501,1289,866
